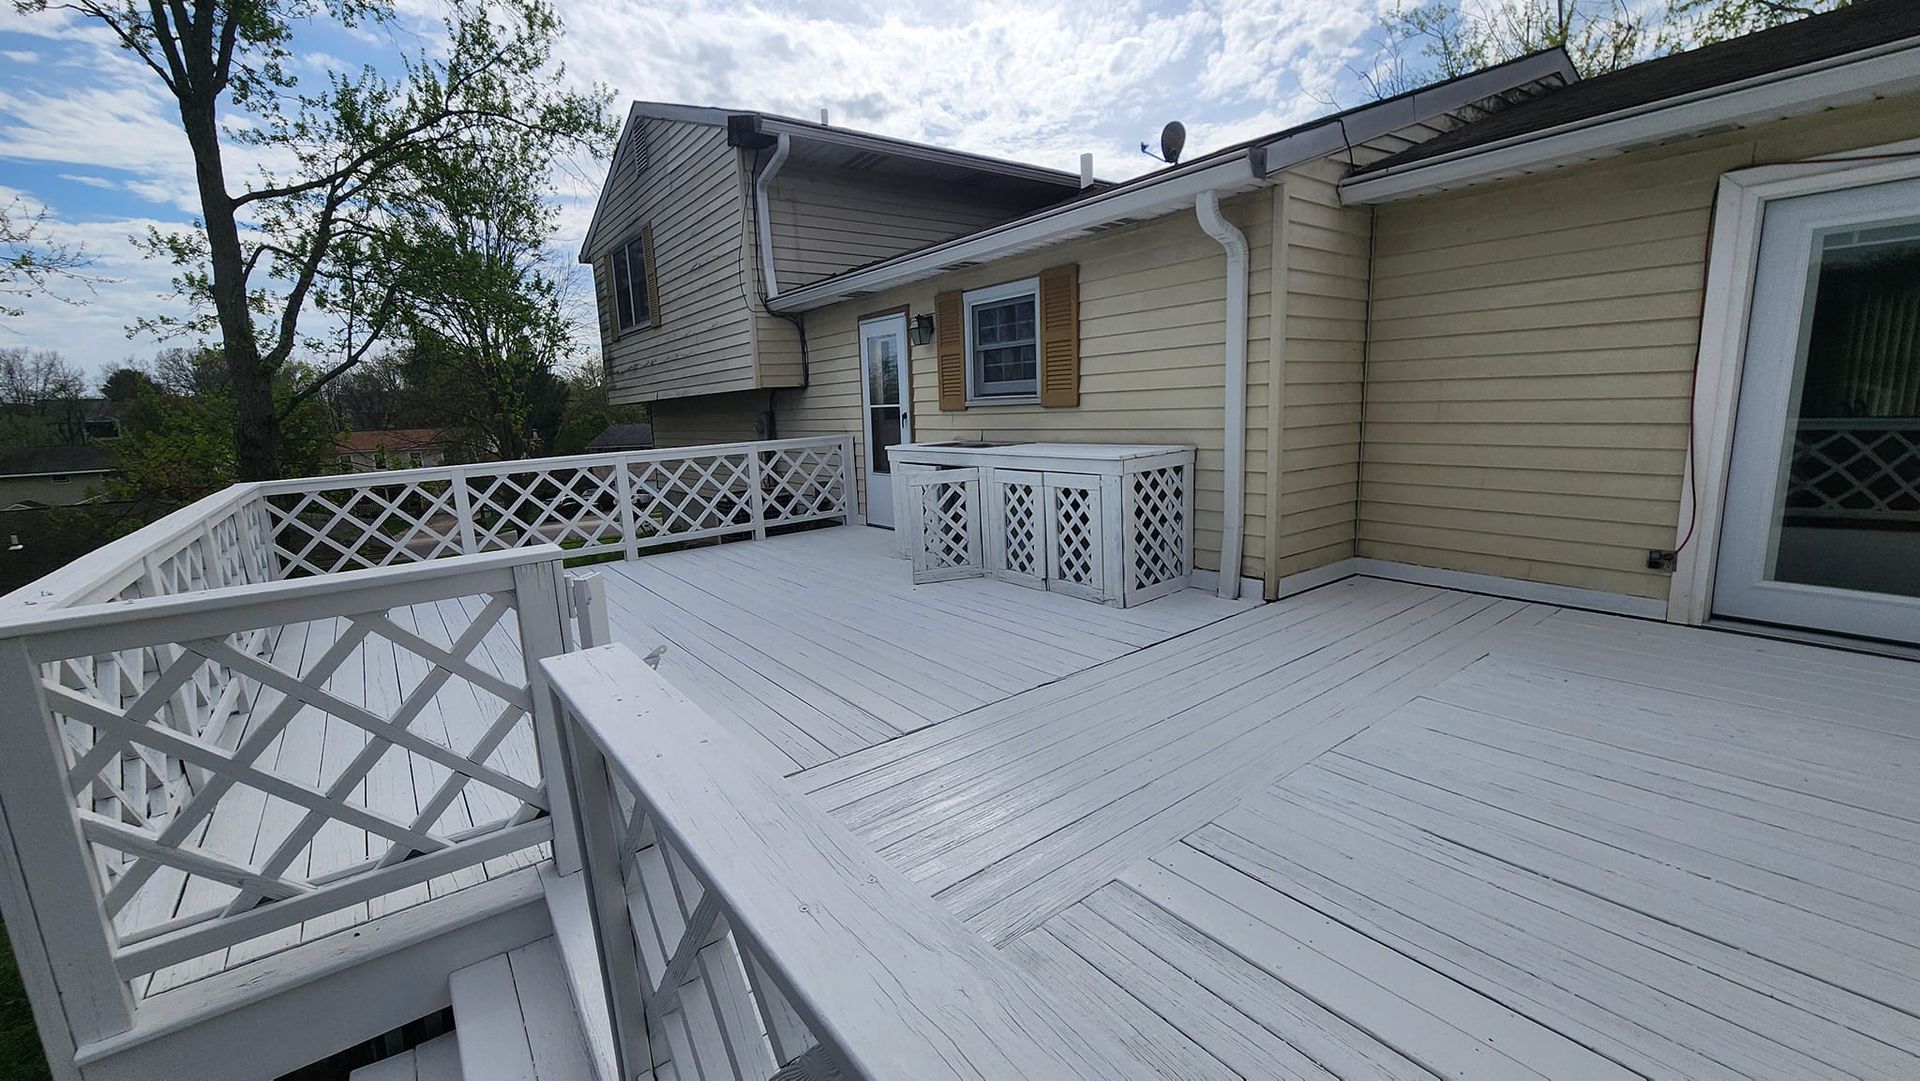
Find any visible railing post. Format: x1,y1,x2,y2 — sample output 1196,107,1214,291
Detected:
550,683,652,1081
569,572,611,649
450,466,479,555
0,638,135,1064
513,559,581,875
615,454,641,561
746,447,769,541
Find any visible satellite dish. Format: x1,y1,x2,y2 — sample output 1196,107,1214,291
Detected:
1160,121,1187,165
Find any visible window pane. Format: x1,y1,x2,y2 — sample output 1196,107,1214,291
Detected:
612,248,635,329
975,297,1035,346
869,406,901,473
971,293,1038,397
625,239,650,326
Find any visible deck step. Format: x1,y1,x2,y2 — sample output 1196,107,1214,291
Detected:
450,937,601,1081
540,865,619,1081
349,1032,464,1081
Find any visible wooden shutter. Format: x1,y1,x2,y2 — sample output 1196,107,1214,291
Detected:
1038,264,1080,408
593,255,617,345
640,224,662,328
936,290,966,411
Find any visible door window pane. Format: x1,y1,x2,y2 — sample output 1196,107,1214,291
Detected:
1772,220,1920,598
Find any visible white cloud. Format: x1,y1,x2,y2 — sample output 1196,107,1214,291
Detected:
2,0,1397,377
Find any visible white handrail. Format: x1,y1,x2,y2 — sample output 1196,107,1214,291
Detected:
543,642,1151,1081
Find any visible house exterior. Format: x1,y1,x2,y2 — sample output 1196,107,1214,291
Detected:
0,444,118,509
588,0,1920,648
334,428,453,472
576,103,1094,447
584,422,654,452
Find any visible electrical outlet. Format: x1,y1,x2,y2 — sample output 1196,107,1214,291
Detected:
1646,549,1677,571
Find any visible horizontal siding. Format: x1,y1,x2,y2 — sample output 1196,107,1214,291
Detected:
767,169,1046,289
778,191,1276,579
1357,92,1920,601
592,118,759,405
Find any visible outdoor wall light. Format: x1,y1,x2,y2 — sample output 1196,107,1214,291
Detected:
909,313,936,346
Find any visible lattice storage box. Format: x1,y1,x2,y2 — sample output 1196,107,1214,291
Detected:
891,444,1194,607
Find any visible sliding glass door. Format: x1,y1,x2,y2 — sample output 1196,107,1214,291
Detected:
1716,177,1920,644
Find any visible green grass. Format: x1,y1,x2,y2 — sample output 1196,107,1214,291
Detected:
0,920,52,1081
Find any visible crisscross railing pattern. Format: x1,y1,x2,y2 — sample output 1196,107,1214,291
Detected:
259,436,854,576
1786,419,1920,521
1125,464,1190,590
2,549,574,1010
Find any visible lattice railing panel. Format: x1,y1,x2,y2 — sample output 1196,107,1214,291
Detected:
1126,465,1189,590
37,587,553,973
1786,420,1920,522
916,475,979,575
468,463,624,553
761,443,846,525
265,477,464,576
628,451,755,545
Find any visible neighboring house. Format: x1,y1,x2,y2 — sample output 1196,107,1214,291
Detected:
335,428,452,472
584,422,655,453
0,443,118,508
577,102,1096,446
586,0,1920,648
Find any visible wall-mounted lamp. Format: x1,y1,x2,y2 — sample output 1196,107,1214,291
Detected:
6,534,22,552
909,313,936,347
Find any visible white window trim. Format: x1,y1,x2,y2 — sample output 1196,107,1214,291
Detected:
1667,137,1920,627
963,277,1040,405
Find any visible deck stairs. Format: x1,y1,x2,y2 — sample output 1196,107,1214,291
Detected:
350,862,804,1081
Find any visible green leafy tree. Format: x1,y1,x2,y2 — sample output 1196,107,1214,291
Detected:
551,359,646,455
12,0,613,480
0,196,96,318
377,123,580,460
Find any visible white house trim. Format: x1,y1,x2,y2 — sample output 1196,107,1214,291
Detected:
1355,559,1669,620
1666,140,1920,626
1341,35,1920,203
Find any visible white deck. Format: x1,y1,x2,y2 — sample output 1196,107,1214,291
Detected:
599,533,1920,1079
146,526,1920,1077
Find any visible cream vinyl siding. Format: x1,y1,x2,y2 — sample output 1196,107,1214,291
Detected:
1272,157,1371,580
1358,93,1920,600
778,191,1277,579
591,118,759,406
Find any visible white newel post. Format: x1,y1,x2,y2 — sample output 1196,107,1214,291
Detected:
615,455,641,561
838,434,859,525
569,573,611,649
451,466,478,554
746,449,769,541
0,638,135,1065
513,560,582,875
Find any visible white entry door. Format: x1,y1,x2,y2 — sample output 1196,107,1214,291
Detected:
859,313,912,529
1715,177,1920,644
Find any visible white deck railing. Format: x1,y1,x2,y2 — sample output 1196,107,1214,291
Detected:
0,436,855,1071
545,592,1149,1081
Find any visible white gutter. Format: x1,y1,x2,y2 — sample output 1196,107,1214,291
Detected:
1342,35,1920,203
1195,191,1248,602
754,133,791,297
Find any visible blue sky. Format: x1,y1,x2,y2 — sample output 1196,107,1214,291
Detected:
0,0,1399,383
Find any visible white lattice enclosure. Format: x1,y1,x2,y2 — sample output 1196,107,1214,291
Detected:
907,468,983,583
892,444,1194,606
986,470,1045,589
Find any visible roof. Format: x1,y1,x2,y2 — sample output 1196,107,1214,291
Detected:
0,444,117,477
1347,0,1920,199
585,423,655,451
335,428,448,455
765,49,1577,313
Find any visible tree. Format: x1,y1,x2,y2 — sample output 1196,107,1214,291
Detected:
0,196,95,318
379,123,578,461
551,359,646,455
0,348,89,444
14,0,613,480
1364,0,1849,94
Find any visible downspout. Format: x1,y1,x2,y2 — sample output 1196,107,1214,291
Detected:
1196,190,1248,601
753,133,791,298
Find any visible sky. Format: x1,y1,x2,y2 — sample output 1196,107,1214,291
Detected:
0,0,1401,384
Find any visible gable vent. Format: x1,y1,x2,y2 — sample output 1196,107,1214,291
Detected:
842,150,886,172
627,121,653,176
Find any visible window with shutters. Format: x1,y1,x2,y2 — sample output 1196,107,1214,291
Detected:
963,278,1039,403
611,234,653,331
